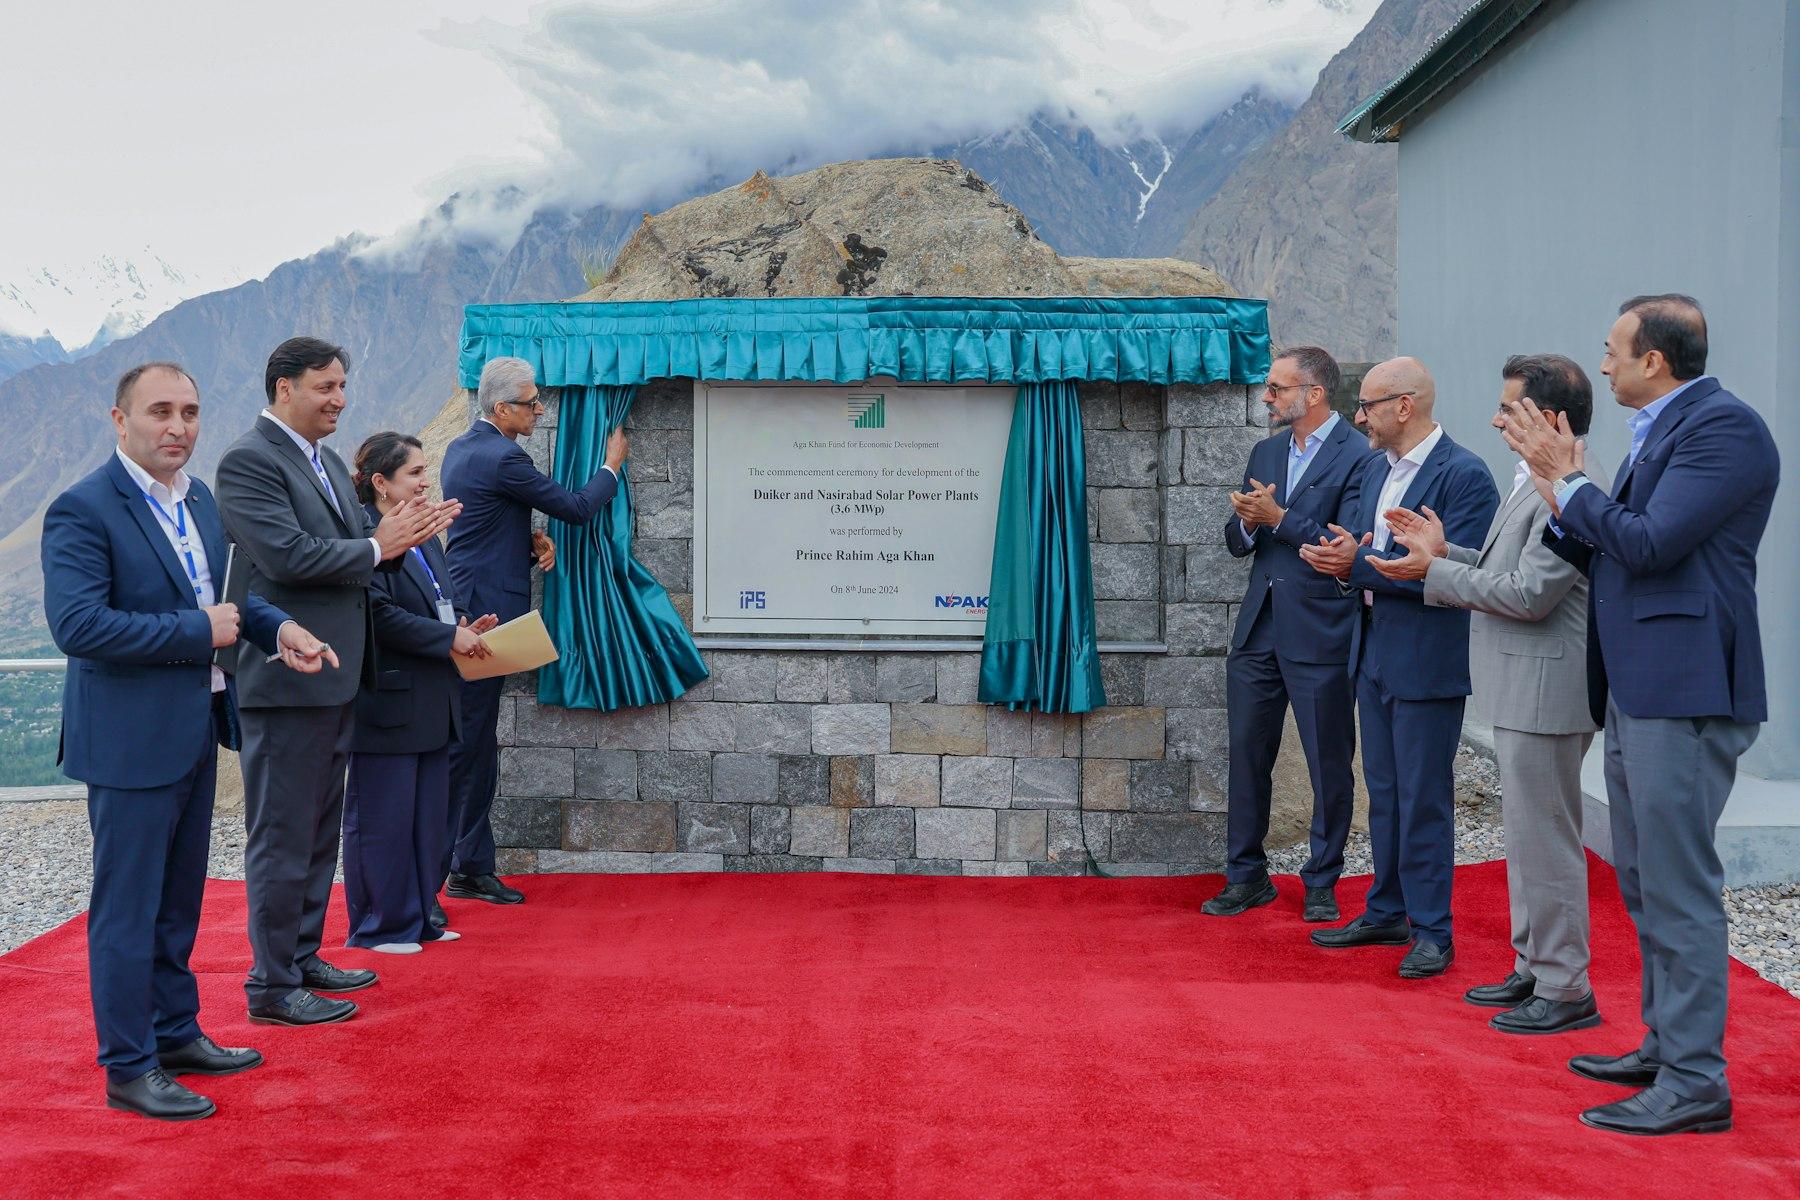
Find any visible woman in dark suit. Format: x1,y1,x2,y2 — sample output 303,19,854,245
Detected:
344,432,497,953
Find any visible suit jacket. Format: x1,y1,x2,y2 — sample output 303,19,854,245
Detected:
1423,460,1610,735
1547,377,1778,724
214,415,398,708
440,420,617,624
1224,416,1381,663
43,455,290,789
1345,430,1501,700
352,507,467,756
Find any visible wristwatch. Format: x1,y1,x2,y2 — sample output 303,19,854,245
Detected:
1552,470,1588,504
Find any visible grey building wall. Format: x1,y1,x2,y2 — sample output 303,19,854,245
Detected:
1392,0,1798,786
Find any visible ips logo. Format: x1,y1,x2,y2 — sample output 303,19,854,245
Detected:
738,590,767,610
934,594,989,609
847,393,886,429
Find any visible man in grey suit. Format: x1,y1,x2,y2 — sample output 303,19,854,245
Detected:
216,337,460,1027
1371,354,1605,1035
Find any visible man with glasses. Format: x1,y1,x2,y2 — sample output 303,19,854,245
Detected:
439,357,627,911
1203,346,1379,923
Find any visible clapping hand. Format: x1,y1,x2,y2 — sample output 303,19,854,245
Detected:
1297,523,1369,579
275,621,339,674
1368,505,1447,582
451,614,500,659
373,495,463,559
1229,478,1284,529
1500,397,1584,513
532,530,557,573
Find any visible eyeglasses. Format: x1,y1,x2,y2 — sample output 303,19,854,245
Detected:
501,396,547,413
1264,382,1317,396
1355,391,1412,415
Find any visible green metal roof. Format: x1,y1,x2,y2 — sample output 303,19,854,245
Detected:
1338,0,1553,143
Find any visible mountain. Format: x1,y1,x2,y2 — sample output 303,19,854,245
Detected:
0,250,242,358
1174,0,1472,360
0,331,69,385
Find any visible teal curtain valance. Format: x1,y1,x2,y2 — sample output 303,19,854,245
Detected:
459,296,1269,389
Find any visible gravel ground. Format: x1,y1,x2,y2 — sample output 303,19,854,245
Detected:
4,751,1796,999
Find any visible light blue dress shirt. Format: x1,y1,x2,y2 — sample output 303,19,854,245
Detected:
1244,411,1340,540
1557,377,1702,509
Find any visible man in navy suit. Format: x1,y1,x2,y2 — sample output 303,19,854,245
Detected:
43,363,333,1121
439,356,626,907
1203,347,1379,923
1300,357,1499,978
1505,295,1777,1137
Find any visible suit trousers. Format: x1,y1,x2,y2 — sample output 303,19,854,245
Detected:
446,675,505,879
240,703,355,1007
345,746,451,948
1357,663,1464,948
1604,699,1758,1102
1225,608,1356,887
1495,726,1593,1002
85,725,216,1081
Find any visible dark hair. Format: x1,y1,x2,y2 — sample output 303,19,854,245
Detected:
114,361,197,412
1618,294,1707,380
1501,354,1593,436
265,336,351,403
1274,345,1342,399
353,431,423,505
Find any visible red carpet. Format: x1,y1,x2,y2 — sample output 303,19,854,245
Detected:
2,859,1797,1198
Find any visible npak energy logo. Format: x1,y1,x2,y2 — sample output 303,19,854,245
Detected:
847,393,886,429
934,594,989,609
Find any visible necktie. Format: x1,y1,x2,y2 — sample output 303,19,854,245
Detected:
309,446,340,510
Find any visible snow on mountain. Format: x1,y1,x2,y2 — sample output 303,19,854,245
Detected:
0,250,245,355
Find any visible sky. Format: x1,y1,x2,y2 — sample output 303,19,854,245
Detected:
0,0,1378,343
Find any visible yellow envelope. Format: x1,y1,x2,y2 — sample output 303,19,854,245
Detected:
454,609,560,681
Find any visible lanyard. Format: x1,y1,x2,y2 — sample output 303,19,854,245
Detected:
140,490,202,600
410,546,446,598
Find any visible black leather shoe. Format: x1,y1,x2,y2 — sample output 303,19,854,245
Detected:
1465,971,1536,1008
105,1067,215,1121
1491,993,1601,1035
429,899,449,929
1310,917,1412,948
248,989,358,1026
1569,1049,1661,1087
447,873,525,904
1302,886,1339,923
1201,878,1277,916
1398,940,1454,978
300,959,378,993
1579,1086,1731,1136
157,1034,264,1076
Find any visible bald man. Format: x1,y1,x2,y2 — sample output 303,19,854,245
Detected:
1299,358,1499,978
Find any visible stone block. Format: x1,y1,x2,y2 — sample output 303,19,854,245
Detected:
1082,759,1129,811
997,810,1048,860
725,854,823,872
1086,486,1099,541
890,705,987,756
499,747,573,798
1047,811,1093,861
594,703,669,751
637,751,711,805
1078,380,1120,429
711,753,778,805
850,807,914,858
1081,707,1166,759
1109,812,1226,864
1189,762,1228,813
1095,487,1160,543
812,703,890,755
962,860,1028,876
1167,381,1250,427
1118,381,1161,430
1031,712,1076,757
495,696,515,744
1029,861,1088,876
562,799,676,853
823,858,897,874
1185,544,1251,602
788,806,850,857
826,654,879,702
1145,657,1228,708
896,859,963,875
1085,430,1159,488
940,755,1013,808
494,847,540,874
876,654,936,702
490,798,560,848
537,850,723,873
874,754,940,807
709,652,778,701
985,707,1034,757
734,703,813,754
1161,428,1184,487
915,807,996,860
830,756,874,807
574,750,638,801
1095,602,1161,643
1161,546,1187,600
679,801,750,854
622,426,676,483
1165,603,1230,655
503,668,538,697
1166,706,1230,765
1012,757,1080,809
634,538,691,592
750,805,791,854
774,653,828,702
1099,655,1147,705
633,481,693,539
936,654,982,705
513,700,599,748
1165,486,1236,545
628,380,692,429
668,700,735,752
1129,760,1191,812
1090,543,1160,601
776,754,830,806
1183,426,1265,486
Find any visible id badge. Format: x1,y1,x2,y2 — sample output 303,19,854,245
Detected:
436,599,458,625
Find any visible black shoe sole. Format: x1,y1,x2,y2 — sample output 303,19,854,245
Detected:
247,1005,356,1027
301,975,378,994
1491,1012,1603,1036
1302,906,1340,924
1200,882,1278,917
445,887,524,905
106,1097,216,1121
157,1054,265,1076
1568,1062,1661,1087
1578,1112,1732,1136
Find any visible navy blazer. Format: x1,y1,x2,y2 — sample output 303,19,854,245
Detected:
1547,378,1778,725
441,420,617,624
1224,416,1381,664
352,504,468,756
43,455,289,789
1344,431,1501,700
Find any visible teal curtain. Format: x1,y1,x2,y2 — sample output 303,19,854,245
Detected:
978,381,1105,714
537,385,709,710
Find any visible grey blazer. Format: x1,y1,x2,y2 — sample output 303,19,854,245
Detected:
215,415,392,709
1422,463,1609,736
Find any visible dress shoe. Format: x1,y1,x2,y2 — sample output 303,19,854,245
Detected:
429,899,449,929
1310,917,1412,948
447,873,525,904
248,989,358,1026
367,942,421,955
1464,971,1536,1008
105,1067,215,1121
157,1034,263,1076
1490,993,1601,1035
429,929,462,942
300,959,378,993
1568,1049,1661,1087
1201,877,1277,916
1302,886,1339,923
1398,940,1455,978
1579,1085,1732,1136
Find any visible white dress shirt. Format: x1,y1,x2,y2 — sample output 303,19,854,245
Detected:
1364,423,1444,604
1509,458,1533,501
259,410,381,566
115,448,226,693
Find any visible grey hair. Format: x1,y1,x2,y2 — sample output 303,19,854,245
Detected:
476,356,538,416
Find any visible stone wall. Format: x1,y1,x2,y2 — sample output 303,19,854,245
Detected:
487,377,1260,876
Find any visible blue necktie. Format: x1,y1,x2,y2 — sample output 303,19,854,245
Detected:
309,446,340,510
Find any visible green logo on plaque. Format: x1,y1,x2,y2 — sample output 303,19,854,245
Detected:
848,393,885,429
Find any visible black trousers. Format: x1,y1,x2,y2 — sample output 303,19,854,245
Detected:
345,746,451,947
446,675,504,879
